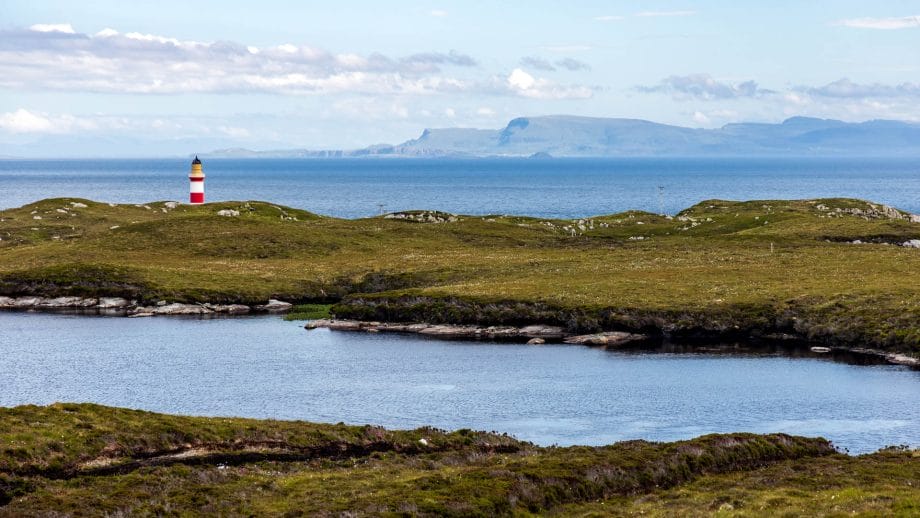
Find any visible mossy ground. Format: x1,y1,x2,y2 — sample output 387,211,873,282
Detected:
283,303,333,321
2,404,915,516
1,197,919,353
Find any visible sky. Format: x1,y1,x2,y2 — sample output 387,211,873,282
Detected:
1,0,920,156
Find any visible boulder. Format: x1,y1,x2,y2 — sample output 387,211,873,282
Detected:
255,299,293,313
902,239,920,249
205,304,250,314
520,325,566,338
152,303,212,315
526,337,546,345
563,331,646,347
12,297,43,307
418,325,478,337
96,297,129,308
0,296,15,307
37,297,98,308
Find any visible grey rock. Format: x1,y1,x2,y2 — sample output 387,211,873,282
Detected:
563,331,646,347
526,338,546,345
0,296,15,307
12,297,43,307
151,303,212,315
204,304,250,314
256,299,293,313
37,297,98,308
96,297,129,308
519,325,565,338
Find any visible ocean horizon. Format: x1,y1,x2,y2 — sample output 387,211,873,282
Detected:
2,156,919,218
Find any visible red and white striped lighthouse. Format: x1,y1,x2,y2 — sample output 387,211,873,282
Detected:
189,156,205,204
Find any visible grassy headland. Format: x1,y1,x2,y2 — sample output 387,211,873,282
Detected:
1,404,917,516
1,197,919,356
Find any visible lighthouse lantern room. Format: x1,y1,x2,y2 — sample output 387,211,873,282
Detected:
189,156,205,204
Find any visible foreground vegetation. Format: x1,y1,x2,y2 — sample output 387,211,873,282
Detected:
0,404,916,516
1,197,919,355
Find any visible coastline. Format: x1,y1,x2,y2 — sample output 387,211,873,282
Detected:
0,295,293,316
304,317,920,368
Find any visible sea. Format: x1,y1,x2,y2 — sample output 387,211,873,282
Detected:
1,157,919,217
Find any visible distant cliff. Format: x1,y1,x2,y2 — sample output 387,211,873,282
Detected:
204,115,920,158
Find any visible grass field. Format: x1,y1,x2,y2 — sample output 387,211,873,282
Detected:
0,404,916,516
1,197,919,354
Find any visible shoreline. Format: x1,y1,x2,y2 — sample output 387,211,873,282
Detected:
1,296,917,368
0,295,293,316
305,317,920,368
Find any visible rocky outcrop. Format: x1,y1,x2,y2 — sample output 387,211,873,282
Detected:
0,296,288,317
563,332,647,347
305,319,640,345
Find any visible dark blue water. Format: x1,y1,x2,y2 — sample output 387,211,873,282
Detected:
2,157,919,218
0,312,917,454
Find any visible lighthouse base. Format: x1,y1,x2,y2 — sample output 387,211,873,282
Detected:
190,193,204,204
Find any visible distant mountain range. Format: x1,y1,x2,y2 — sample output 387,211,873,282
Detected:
203,115,920,158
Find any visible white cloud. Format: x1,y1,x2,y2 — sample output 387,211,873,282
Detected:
594,15,624,21
508,69,536,90
476,107,496,116
444,107,456,118
638,74,773,100
634,11,696,17
218,125,251,138
430,9,448,17
505,68,592,99
801,78,920,98
28,23,75,33
836,15,920,30
0,109,55,133
692,111,710,125
0,23,486,97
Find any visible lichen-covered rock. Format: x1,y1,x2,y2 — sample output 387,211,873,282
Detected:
255,299,293,312
563,331,647,347
519,325,565,338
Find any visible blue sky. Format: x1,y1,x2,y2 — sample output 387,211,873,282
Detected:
1,0,919,155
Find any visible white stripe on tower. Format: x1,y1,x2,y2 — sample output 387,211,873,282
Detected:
189,156,205,204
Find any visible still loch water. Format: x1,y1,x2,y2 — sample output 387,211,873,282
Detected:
1,312,917,454
2,157,919,217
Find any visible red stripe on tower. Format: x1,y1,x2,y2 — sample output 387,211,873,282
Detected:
188,155,205,204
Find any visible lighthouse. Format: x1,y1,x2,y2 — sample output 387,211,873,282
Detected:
188,156,205,204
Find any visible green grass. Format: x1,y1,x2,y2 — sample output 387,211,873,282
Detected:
283,303,333,320
4,404,915,516
2,197,919,354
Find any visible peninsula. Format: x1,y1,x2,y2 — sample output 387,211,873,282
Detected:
1,197,918,362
